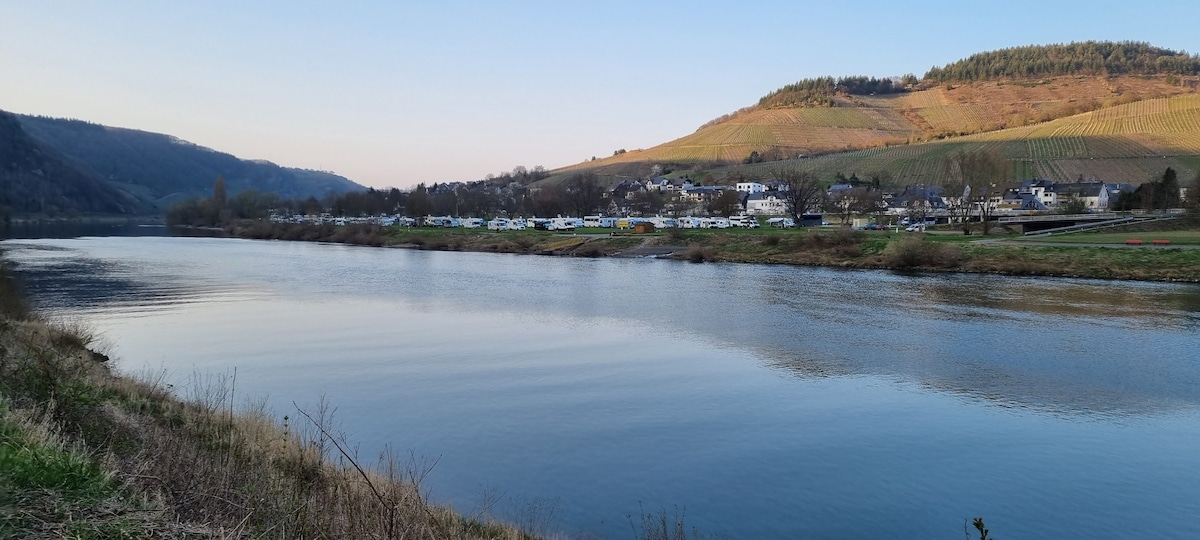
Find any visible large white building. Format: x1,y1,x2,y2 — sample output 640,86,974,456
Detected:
745,192,787,215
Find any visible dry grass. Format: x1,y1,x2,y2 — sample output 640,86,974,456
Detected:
0,308,534,539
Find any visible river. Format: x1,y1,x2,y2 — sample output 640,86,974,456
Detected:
3,234,1199,539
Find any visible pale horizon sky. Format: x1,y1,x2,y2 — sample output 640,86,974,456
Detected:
3,1,1198,190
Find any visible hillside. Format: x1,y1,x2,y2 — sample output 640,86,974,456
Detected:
561,75,1193,174
553,42,1200,184
0,111,148,216
15,114,364,209
729,93,1200,185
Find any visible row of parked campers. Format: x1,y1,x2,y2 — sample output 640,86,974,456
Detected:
427,215,765,231
484,217,581,231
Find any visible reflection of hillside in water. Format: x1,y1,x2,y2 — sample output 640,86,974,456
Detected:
909,277,1200,330
3,243,239,315
747,270,1200,419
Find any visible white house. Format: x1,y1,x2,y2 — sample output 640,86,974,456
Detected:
736,182,766,194
745,192,787,215
1052,182,1110,211
1021,179,1058,207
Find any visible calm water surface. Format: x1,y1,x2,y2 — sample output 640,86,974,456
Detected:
3,236,1199,539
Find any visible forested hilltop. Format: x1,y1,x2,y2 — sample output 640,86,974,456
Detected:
924,41,1200,82
757,42,1199,112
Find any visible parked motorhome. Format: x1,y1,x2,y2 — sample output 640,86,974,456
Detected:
487,218,509,230
461,218,485,229
730,215,760,228
766,217,796,228
709,217,732,229
647,216,678,229
426,216,460,228
549,217,577,231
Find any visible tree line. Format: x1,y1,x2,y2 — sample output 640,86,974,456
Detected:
758,75,912,108
757,42,1199,113
923,41,1200,82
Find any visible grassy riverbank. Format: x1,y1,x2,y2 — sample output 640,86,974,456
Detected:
0,264,534,538
226,218,1200,282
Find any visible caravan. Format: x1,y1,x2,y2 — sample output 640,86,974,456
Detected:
584,215,617,228
549,217,577,231
647,216,678,229
426,216,460,228
729,215,760,228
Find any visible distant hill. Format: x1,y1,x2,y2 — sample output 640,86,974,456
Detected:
0,111,147,216
553,42,1200,185
14,114,364,210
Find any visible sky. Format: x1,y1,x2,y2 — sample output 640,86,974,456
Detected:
3,1,1199,190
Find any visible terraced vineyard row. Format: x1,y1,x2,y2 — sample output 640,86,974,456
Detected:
728,129,1199,186
1027,137,1089,158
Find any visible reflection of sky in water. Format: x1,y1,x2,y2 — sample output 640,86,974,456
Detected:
3,236,1200,539
6,237,1200,419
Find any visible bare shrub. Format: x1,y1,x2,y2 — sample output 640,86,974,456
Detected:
685,246,714,263
883,236,963,268
828,228,864,246
628,504,700,540
798,230,825,249
762,234,781,246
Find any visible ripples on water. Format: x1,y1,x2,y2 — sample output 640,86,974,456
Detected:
3,236,1199,539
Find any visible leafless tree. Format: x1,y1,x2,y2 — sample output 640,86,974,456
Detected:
707,189,743,217
946,149,1008,234
565,172,606,216
774,168,824,223
825,186,876,226
630,189,664,216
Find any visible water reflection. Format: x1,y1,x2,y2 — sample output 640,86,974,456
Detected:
2,242,253,315
3,237,1199,539
4,238,1200,423
725,265,1200,419
1,222,168,240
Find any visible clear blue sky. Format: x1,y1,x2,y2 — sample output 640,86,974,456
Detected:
2,0,1197,189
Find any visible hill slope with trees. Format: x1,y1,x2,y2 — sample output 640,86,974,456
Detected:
0,111,149,217
13,114,364,211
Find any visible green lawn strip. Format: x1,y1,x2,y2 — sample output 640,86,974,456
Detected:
1021,230,1200,245
962,243,1200,280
